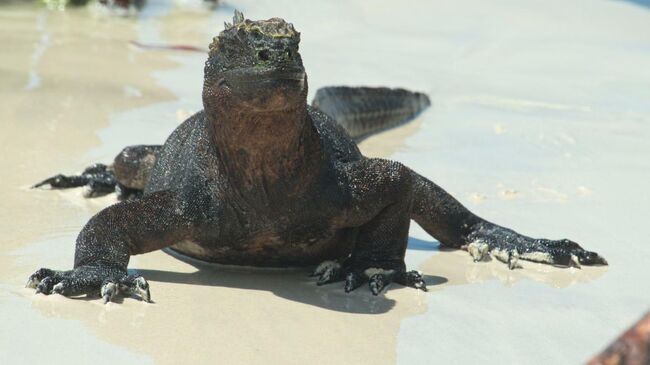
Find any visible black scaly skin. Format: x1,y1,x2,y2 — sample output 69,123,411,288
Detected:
32,163,117,198
311,86,431,141
32,86,427,198
27,11,607,303
33,145,160,200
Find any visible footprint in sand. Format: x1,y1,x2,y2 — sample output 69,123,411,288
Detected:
496,183,521,200
467,192,487,204
498,189,521,200
576,186,593,197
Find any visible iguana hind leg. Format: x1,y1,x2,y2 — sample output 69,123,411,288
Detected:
33,144,161,200
409,170,607,268
32,163,116,198
313,158,427,294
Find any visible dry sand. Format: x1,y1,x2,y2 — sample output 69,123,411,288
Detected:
1,0,649,364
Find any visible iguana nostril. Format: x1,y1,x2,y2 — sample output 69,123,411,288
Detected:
257,49,270,61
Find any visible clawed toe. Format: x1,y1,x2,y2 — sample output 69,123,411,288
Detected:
310,260,343,286
26,268,54,288
32,175,65,189
576,250,608,266
312,262,428,295
31,164,117,197
361,269,427,295
394,270,427,292
27,266,151,303
101,281,118,303
119,275,152,302
368,274,387,295
344,271,364,293
466,237,607,269
467,241,489,262
135,277,151,302
35,277,55,294
51,281,67,295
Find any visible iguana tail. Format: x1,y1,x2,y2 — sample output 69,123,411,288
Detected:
311,86,431,140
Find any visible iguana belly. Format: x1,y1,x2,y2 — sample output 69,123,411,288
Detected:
168,227,356,267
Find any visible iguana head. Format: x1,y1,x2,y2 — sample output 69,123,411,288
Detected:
203,11,306,115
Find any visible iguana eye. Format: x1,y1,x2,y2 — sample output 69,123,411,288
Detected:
257,50,270,61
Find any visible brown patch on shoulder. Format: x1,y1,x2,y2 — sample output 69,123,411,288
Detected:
113,145,160,189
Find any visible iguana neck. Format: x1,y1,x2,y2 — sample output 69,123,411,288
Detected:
210,104,322,197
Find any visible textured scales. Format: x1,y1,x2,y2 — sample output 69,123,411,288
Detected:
312,86,431,140
28,12,606,303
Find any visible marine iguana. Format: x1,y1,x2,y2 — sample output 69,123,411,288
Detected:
27,11,607,303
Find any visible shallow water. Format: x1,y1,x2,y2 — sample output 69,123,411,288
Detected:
1,0,649,364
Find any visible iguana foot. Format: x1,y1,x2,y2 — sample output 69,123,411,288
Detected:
310,260,344,285
32,163,117,198
26,266,151,303
311,260,427,295
344,269,427,295
466,222,607,269
115,184,144,200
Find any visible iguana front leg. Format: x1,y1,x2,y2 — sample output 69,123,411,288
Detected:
313,158,427,294
27,190,196,303
409,170,607,268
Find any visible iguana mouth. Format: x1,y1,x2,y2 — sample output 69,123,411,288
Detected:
210,65,307,113
222,67,305,83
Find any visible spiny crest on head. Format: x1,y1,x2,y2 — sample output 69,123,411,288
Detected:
209,10,299,56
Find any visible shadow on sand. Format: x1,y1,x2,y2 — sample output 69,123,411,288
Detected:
136,237,447,315
135,235,608,313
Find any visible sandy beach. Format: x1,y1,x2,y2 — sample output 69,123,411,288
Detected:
1,0,649,364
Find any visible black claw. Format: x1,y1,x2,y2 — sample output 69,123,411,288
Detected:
316,268,342,286
316,272,329,285
35,277,54,295
507,251,520,270
118,275,152,302
32,174,88,189
136,278,149,291
32,175,64,188
468,223,607,269
140,286,152,303
395,270,428,292
101,281,118,304
51,281,65,295
26,268,54,288
368,274,386,296
576,251,608,266
344,272,364,293
28,265,134,302
548,249,575,267
32,163,117,196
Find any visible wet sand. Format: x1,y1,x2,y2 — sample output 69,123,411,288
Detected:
1,0,649,364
